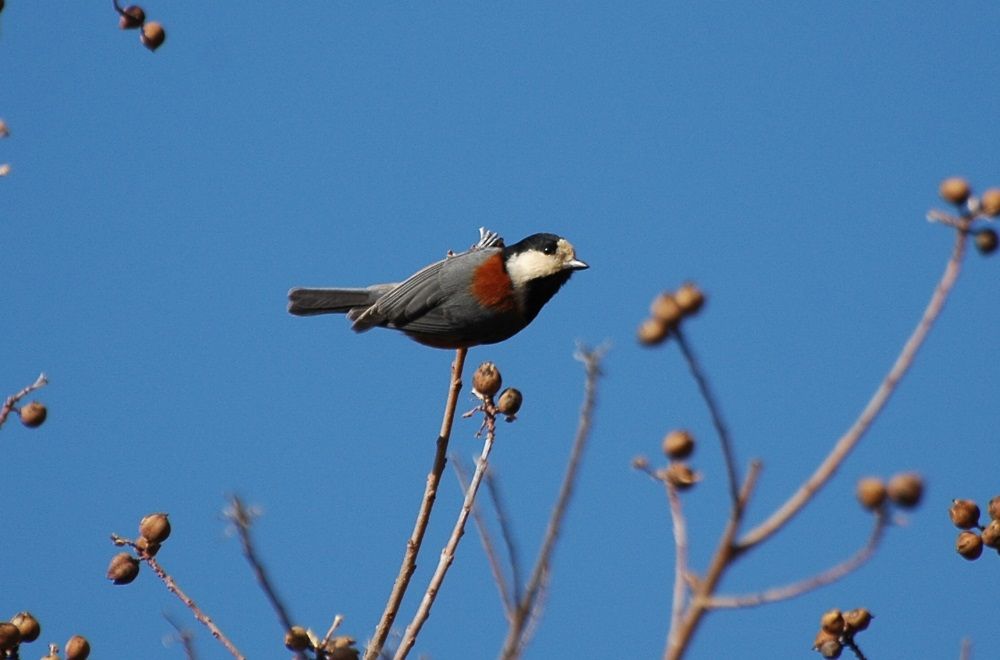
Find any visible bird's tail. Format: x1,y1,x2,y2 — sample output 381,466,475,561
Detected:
288,287,388,317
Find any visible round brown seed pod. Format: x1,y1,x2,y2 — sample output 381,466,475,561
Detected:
939,177,972,205
141,21,166,51
650,292,684,326
106,552,140,585
661,429,695,460
855,477,887,511
19,401,47,428
320,635,360,659
65,635,90,660
0,622,20,652
956,530,983,560
118,5,145,29
813,631,842,659
663,462,699,490
10,611,40,643
949,499,981,530
980,188,1000,217
819,608,844,635
674,282,705,316
842,608,873,633
981,519,1000,549
472,362,502,398
496,388,522,418
886,472,923,509
135,536,161,557
989,495,1000,521
139,513,171,544
637,317,671,346
284,626,311,651
975,228,998,255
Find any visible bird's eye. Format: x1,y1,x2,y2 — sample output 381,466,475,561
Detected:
542,243,557,255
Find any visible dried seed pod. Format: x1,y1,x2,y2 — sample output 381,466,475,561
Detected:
674,282,705,316
949,499,981,529
139,513,171,544
819,608,844,635
140,21,166,51
812,630,842,658
135,536,160,557
472,362,502,398
637,317,671,346
662,429,695,460
663,462,699,490
496,388,522,418
956,530,983,560
939,177,972,205
284,626,311,651
10,611,40,643
319,636,360,660
106,552,140,584
0,622,20,652
975,229,998,255
981,519,1000,549
989,495,1000,521
886,472,923,509
65,635,90,660
842,608,873,633
650,292,683,326
118,5,145,29
0,119,8,138
981,188,1000,217
855,477,887,511
631,455,650,471
19,401,47,428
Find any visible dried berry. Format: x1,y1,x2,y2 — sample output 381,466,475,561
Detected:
956,530,983,560
631,455,650,471
843,608,873,633
674,282,705,316
855,477,887,511
981,188,1000,217
11,611,40,643
140,21,166,51
319,636,360,660
989,495,1000,521
820,608,844,635
637,317,670,346
135,535,160,557
0,622,20,652
106,552,140,584
975,228,998,255
981,519,1000,549
886,472,923,509
939,177,972,205
496,388,522,418
139,513,171,544
19,401,47,428
812,630,842,658
663,462,699,490
662,429,695,460
65,634,90,660
284,626,311,651
118,5,145,29
650,292,683,326
472,362,502,399
949,499,980,529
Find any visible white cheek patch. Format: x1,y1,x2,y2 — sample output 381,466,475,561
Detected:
506,251,555,287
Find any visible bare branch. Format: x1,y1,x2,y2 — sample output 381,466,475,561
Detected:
665,481,690,650
486,468,523,606
366,347,468,660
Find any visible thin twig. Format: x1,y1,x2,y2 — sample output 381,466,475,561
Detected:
500,344,605,660
0,373,48,429
486,468,523,606
844,636,868,660
319,614,345,650
111,534,245,659
393,399,500,659
164,613,198,660
959,637,972,660
453,455,514,617
706,509,888,608
665,482,690,650
226,497,297,635
738,225,970,551
674,330,740,507
366,348,468,660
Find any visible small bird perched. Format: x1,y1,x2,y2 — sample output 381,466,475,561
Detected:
288,229,588,348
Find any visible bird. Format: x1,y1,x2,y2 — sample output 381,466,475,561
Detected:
288,228,588,349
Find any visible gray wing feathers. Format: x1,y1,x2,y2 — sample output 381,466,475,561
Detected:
287,285,394,317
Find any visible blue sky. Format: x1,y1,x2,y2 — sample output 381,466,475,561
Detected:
3,3,1000,659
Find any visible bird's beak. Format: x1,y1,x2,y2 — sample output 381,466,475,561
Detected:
565,258,589,270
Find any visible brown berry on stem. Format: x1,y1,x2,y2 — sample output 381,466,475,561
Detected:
855,477,887,511
118,5,145,29
139,512,171,544
980,188,1000,217
284,626,311,651
975,228,998,255
674,282,705,316
19,401,47,428
842,608,873,633
886,472,923,508
106,552,140,584
0,622,20,652
472,362,502,399
637,317,670,346
65,635,90,660
663,462,699,490
956,530,983,560
141,21,166,51
496,388,522,418
989,495,1000,521
662,429,695,460
939,177,972,205
820,608,844,635
949,499,980,529
11,611,40,643
981,519,1000,549
650,292,683,326
135,535,160,557
812,630,842,659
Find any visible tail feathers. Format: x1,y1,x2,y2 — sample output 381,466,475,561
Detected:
288,287,380,316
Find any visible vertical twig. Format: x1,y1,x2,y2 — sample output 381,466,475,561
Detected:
366,348,468,660
665,482,689,651
485,469,524,605
393,401,499,659
499,345,605,660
